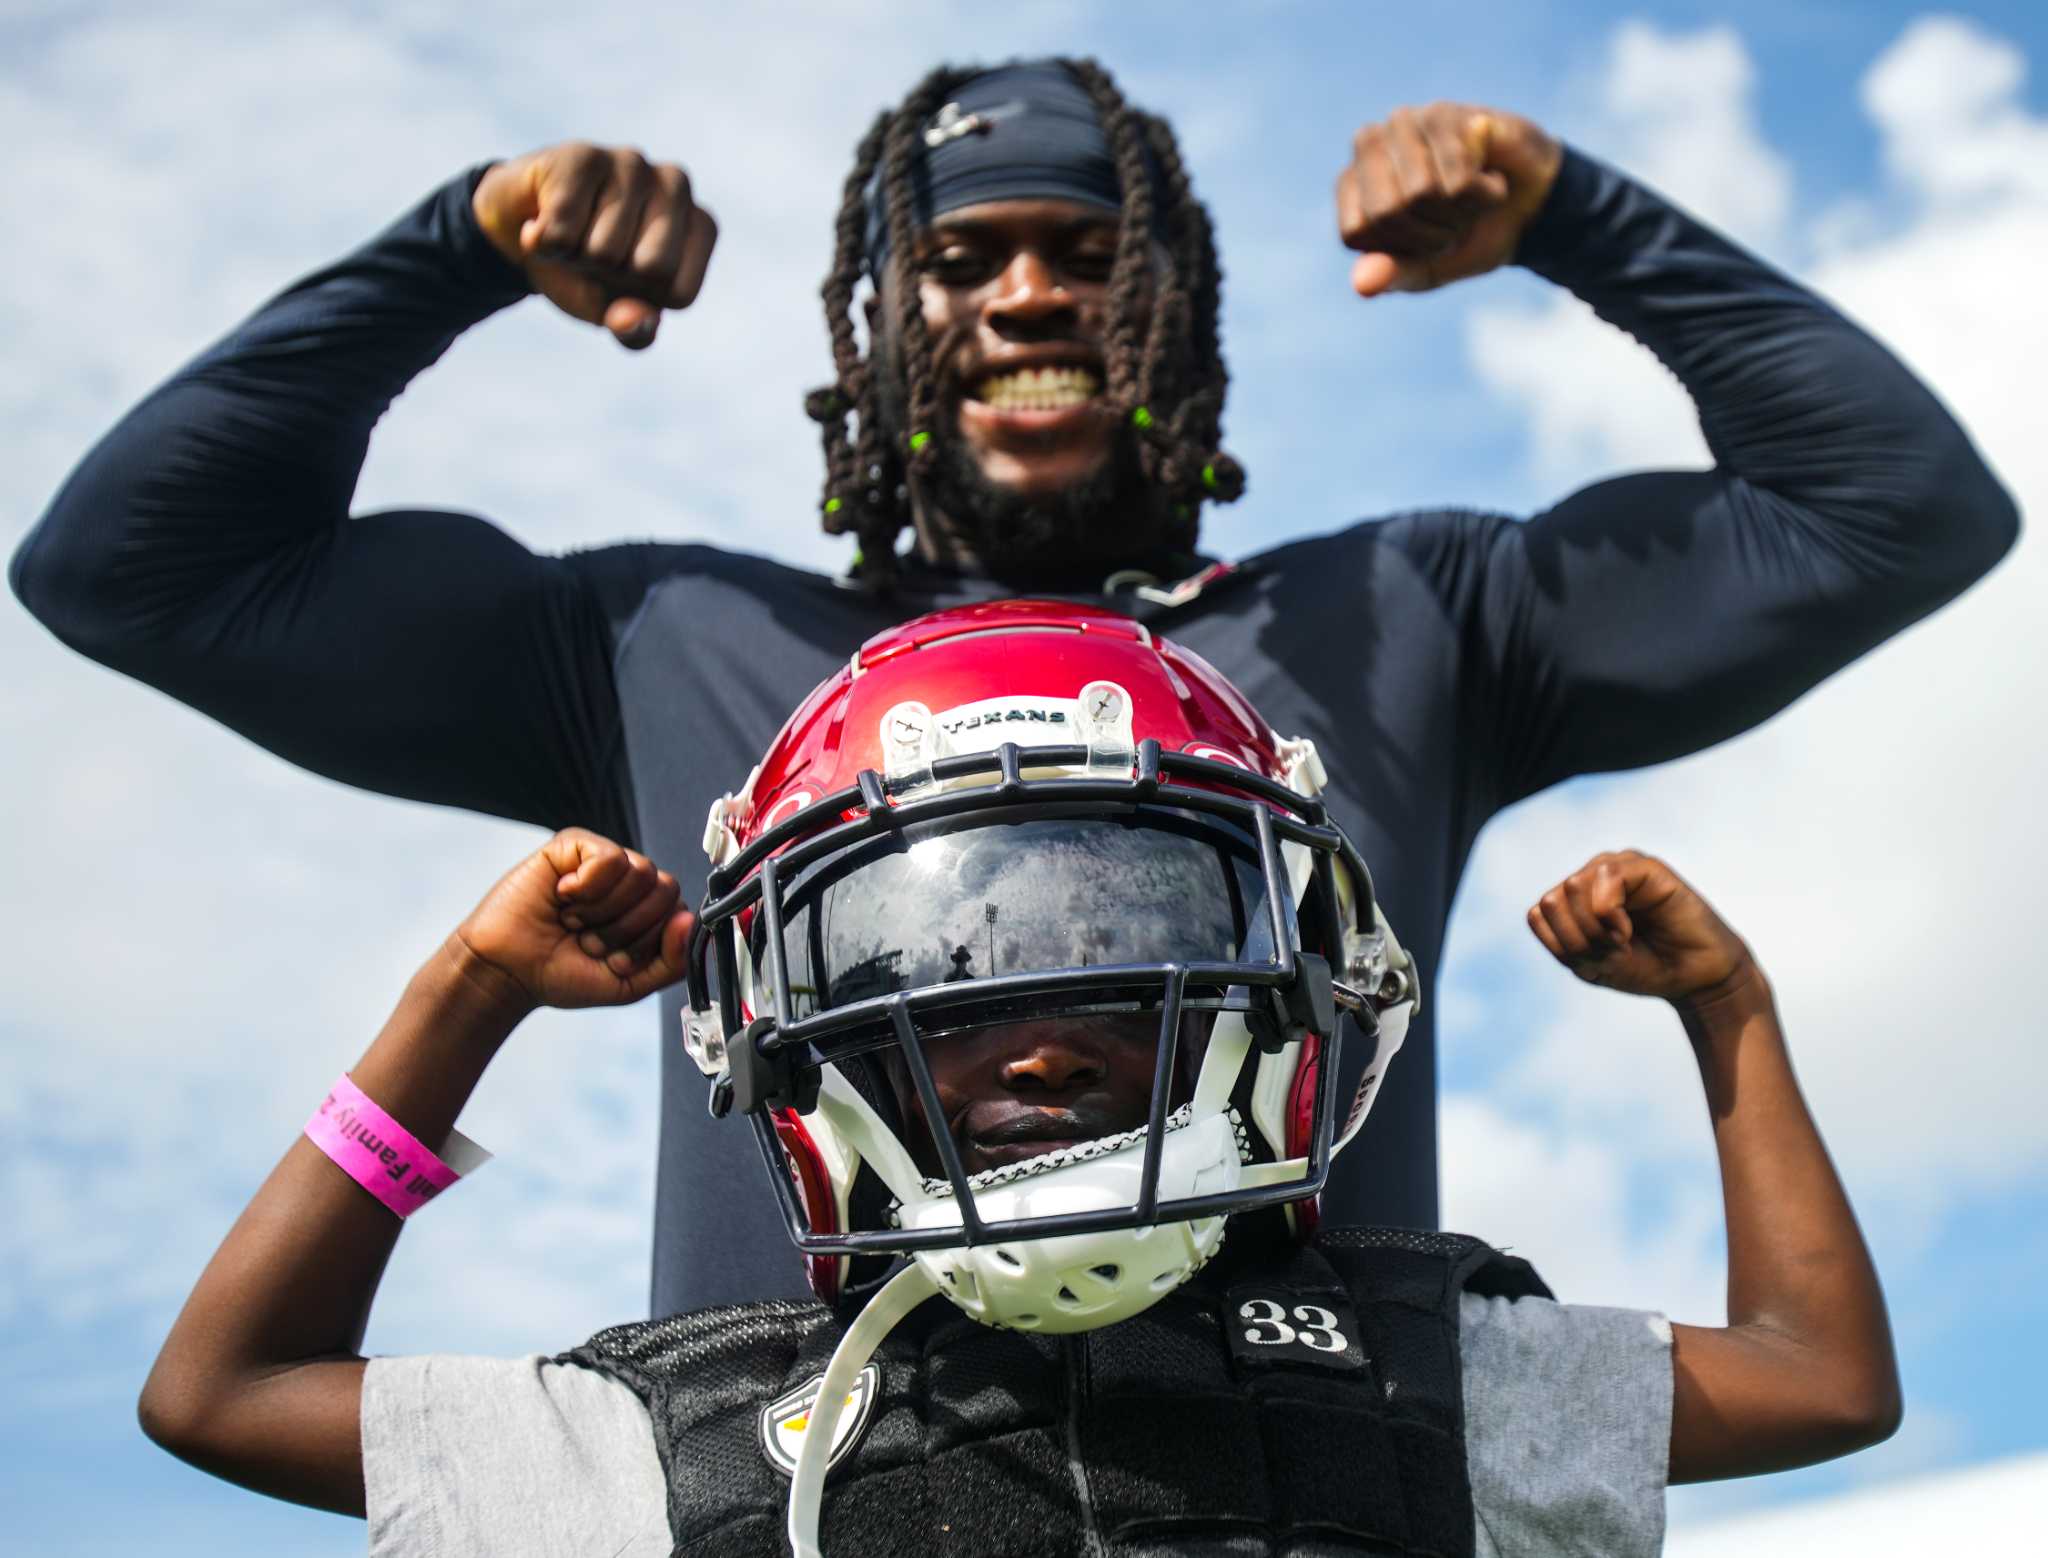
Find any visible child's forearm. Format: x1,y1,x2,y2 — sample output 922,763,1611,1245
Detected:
1686,969,1884,1347
198,935,527,1361
138,935,533,1513
1668,961,1900,1481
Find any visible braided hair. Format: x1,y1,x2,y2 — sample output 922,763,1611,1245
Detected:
806,58,1244,588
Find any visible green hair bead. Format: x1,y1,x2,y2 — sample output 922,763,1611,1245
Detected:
824,497,843,514
1201,463,1218,491
1130,405,1155,431
908,430,931,454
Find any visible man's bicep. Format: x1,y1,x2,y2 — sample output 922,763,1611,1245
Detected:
1478,471,1902,804
150,507,630,835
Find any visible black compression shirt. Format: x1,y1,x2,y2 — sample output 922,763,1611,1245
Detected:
12,148,2017,1315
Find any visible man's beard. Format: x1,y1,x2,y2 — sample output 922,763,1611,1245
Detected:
920,425,1171,584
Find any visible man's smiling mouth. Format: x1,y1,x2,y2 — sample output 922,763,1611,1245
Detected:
971,365,1103,411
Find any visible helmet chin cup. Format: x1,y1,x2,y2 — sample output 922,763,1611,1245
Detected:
901,1111,1244,1332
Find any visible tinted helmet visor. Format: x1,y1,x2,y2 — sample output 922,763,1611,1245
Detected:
756,812,1269,1020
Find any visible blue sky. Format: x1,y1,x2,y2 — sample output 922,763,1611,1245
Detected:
4,1,2046,1550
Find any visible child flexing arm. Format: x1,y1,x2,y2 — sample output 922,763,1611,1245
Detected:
138,839,1900,1541
1526,849,1902,1481
137,828,693,1515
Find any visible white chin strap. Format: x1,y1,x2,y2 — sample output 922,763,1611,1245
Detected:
1335,989,1413,1154
787,1260,937,1558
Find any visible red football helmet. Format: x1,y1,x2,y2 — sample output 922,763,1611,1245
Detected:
682,599,1416,1309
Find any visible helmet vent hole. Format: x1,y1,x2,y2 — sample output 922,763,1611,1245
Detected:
1151,1266,1189,1292
994,1247,1024,1270
1056,1286,1080,1307
1014,1313,1040,1328
1090,1264,1121,1283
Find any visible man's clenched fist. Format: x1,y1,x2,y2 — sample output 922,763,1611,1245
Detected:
473,142,718,349
1337,103,1562,297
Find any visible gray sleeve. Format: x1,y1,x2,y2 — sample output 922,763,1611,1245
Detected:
361,1354,671,1558
1460,1294,1673,1558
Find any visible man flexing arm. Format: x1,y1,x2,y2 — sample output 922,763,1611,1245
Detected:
9,144,715,838
1249,100,2016,1241
1329,102,2018,804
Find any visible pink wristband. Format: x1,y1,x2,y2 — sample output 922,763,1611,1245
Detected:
305,1074,464,1219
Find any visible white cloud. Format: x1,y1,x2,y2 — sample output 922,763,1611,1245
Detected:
1863,14,2048,207
1666,1449,2048,1554
1462,295,1708,487
1440,1094,1725,1323
1602,21,1793,251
